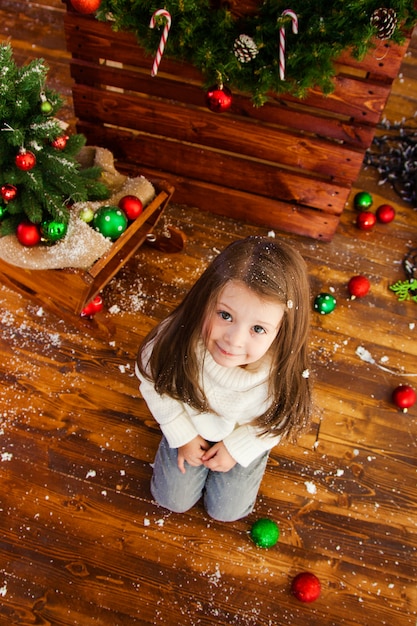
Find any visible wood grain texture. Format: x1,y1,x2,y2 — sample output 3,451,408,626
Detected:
0,2,417,625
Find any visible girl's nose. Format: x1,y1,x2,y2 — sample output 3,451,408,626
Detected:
225,325,244,347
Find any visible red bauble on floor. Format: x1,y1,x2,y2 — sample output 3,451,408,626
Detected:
81,295,103,317
356,211,376,231
291,572,321,603
376,203,395,223
348,275,371,299
392,384,416,412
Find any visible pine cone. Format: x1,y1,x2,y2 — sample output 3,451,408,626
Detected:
233,34,259,63
370,8,398,40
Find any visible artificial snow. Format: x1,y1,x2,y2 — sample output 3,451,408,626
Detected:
304,481,317,494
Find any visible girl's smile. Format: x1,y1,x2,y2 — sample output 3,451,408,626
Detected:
204,280,285,368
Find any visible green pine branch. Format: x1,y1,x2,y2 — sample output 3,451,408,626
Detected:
0,43,110,237
390,279,417,302
96,0,417,105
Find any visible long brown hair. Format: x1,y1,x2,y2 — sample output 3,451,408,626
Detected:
137,236,312,441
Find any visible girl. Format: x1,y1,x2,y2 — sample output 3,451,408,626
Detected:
136,236,312,522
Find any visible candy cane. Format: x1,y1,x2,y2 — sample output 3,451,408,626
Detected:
149,9,172,77
279,9,298,80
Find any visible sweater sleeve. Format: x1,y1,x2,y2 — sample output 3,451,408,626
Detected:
223,424,281,467
135,363,199,448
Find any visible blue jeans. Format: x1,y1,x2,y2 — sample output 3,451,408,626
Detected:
150,437,269,522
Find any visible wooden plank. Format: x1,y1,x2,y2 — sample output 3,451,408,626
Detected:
135,173,342,241
72,84,365,182
77,122,350,215
69,59,377,150
281,75,392,125
337,38,411,78
64,10,203,83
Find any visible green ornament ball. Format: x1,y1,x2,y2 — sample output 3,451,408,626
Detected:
354,191,373,211
250,518,280,548
78,207,95,223
93,205,128,240
314,292,337,314
0,204,8,220
40,100,53,115
41,219,68,242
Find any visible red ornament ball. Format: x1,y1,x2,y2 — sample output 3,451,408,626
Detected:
376,203,395,224
70,0,101,14
392,385,416,412
348,275,371,299
206,84,233,113
1,184,18,202
81,295,103,317
356,211,376,231
15,150,37,171
291,572,321,603
16,221,42,247
118,195,143,220
51,135,69,150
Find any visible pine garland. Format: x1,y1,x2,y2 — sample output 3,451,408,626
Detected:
96,0,417,105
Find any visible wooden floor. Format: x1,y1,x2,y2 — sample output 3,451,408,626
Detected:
1,2,417,625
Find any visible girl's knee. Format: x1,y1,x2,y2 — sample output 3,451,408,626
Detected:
204,498,255,522
151,477,199,514
152,497,193,514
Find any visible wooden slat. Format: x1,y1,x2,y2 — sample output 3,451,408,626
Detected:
77,122,350,215
72,84,365,182
69,58,377,150
337,38,411,78
136,173,342,241
281,75,392,125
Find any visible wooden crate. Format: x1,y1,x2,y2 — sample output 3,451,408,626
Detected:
0,180,175,316
63,2,411,241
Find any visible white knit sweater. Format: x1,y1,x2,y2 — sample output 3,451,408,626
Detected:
136,343,280,467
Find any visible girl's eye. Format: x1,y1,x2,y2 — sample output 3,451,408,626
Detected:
253,325,266,334
218,310,232,321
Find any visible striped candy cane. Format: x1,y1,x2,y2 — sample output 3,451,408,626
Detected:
149,9,172,77
279,9,298,80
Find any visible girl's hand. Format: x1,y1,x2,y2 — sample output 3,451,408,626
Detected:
177,436,209,474
201,442,237,472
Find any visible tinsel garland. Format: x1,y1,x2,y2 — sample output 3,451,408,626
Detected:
365,117,417,207
96,0,417,105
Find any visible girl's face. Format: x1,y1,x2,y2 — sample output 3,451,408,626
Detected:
204,280,285,368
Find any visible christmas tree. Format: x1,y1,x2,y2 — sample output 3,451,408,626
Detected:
0,43,109,242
